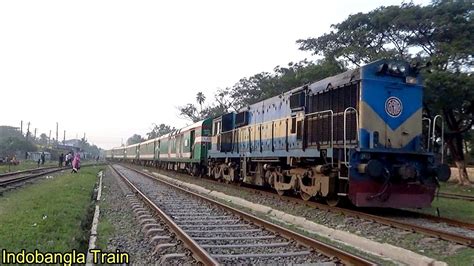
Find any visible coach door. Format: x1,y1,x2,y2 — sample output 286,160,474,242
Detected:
190,130,195,159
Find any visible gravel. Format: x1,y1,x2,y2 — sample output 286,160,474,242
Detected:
114,165,340,265
132,165,474,260
99,166,197,265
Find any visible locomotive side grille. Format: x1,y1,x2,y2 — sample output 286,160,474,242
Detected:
307,83,359,146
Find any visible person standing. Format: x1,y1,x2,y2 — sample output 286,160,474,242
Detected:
71,153,81,173
59,153,64,167
40,152,45,165
65,152,71,166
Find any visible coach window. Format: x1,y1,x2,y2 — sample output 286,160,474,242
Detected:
290,117,296,134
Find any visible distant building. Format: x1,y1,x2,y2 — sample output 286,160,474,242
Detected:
27,152,51,162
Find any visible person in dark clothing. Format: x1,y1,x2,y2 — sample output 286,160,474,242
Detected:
41,152,45,165
59,153,64,167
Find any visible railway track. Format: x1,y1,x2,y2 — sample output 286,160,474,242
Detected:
437,192,474,202
111,164,374,265
128,164,474,248
245,185,474,247
0,166,65,187
0,164,102,188
0,165,59,178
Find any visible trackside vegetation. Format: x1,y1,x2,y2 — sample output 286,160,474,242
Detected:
0,166,103,252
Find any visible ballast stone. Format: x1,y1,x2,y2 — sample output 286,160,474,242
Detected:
149,170,446,266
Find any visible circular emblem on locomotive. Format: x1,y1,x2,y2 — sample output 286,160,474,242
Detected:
385,96,403,117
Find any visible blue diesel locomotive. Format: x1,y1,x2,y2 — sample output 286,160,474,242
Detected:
206,59,449,207
107,59,449,208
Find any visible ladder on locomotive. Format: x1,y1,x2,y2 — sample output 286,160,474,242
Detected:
338,107,360,196
304,107,358,197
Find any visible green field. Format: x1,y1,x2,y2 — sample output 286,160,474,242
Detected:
0,166,103,252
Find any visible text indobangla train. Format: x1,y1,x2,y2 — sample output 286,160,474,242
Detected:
106,59,450,208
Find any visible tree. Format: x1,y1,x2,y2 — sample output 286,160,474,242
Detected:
39,133,48,145
0,137,37,157
0,126,37,157
178,103,201,122
126,134,145,145
228,58,345,109
196,92,206,113
179,91,234,122
297,0,473,185
178,58,345,123
0,126,23,140
146,124,176,139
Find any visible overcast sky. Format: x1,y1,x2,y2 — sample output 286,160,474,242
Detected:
0,0,430,149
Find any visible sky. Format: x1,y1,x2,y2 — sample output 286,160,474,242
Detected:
0,0,430,149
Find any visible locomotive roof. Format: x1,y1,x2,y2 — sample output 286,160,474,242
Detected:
240,66,362,112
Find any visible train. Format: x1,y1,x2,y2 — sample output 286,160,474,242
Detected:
106,59,450,208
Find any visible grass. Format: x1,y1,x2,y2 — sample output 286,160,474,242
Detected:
0,160,57,173
439,182,474,196
444,249,474,266
96,199,115,250
417,197,474,223
0,166,103,253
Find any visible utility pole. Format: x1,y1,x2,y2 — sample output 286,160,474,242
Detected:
48,130,51,147
56,122,59,145
26,122,30,141
83,132,86,141
63,130,66,144
34,128,37,140
20,120,23,135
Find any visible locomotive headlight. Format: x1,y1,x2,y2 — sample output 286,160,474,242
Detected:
406,76,417,84
391,64,398,72
398,65,406,73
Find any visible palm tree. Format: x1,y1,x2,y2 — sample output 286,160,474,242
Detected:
196,92,206,113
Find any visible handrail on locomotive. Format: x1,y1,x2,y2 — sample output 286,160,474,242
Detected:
432,115,445,163
423,115,445,163
343,107,359,168
422,117,432,151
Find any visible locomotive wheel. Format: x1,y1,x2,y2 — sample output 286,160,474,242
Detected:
300,192,312,201
326,194,341,207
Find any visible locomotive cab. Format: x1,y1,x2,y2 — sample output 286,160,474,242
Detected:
347,60,450,208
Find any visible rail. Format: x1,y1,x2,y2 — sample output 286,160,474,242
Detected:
110,165,219,265
240,183,474,247
0,163,104,187
119,164,375,265
438,192,474,202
